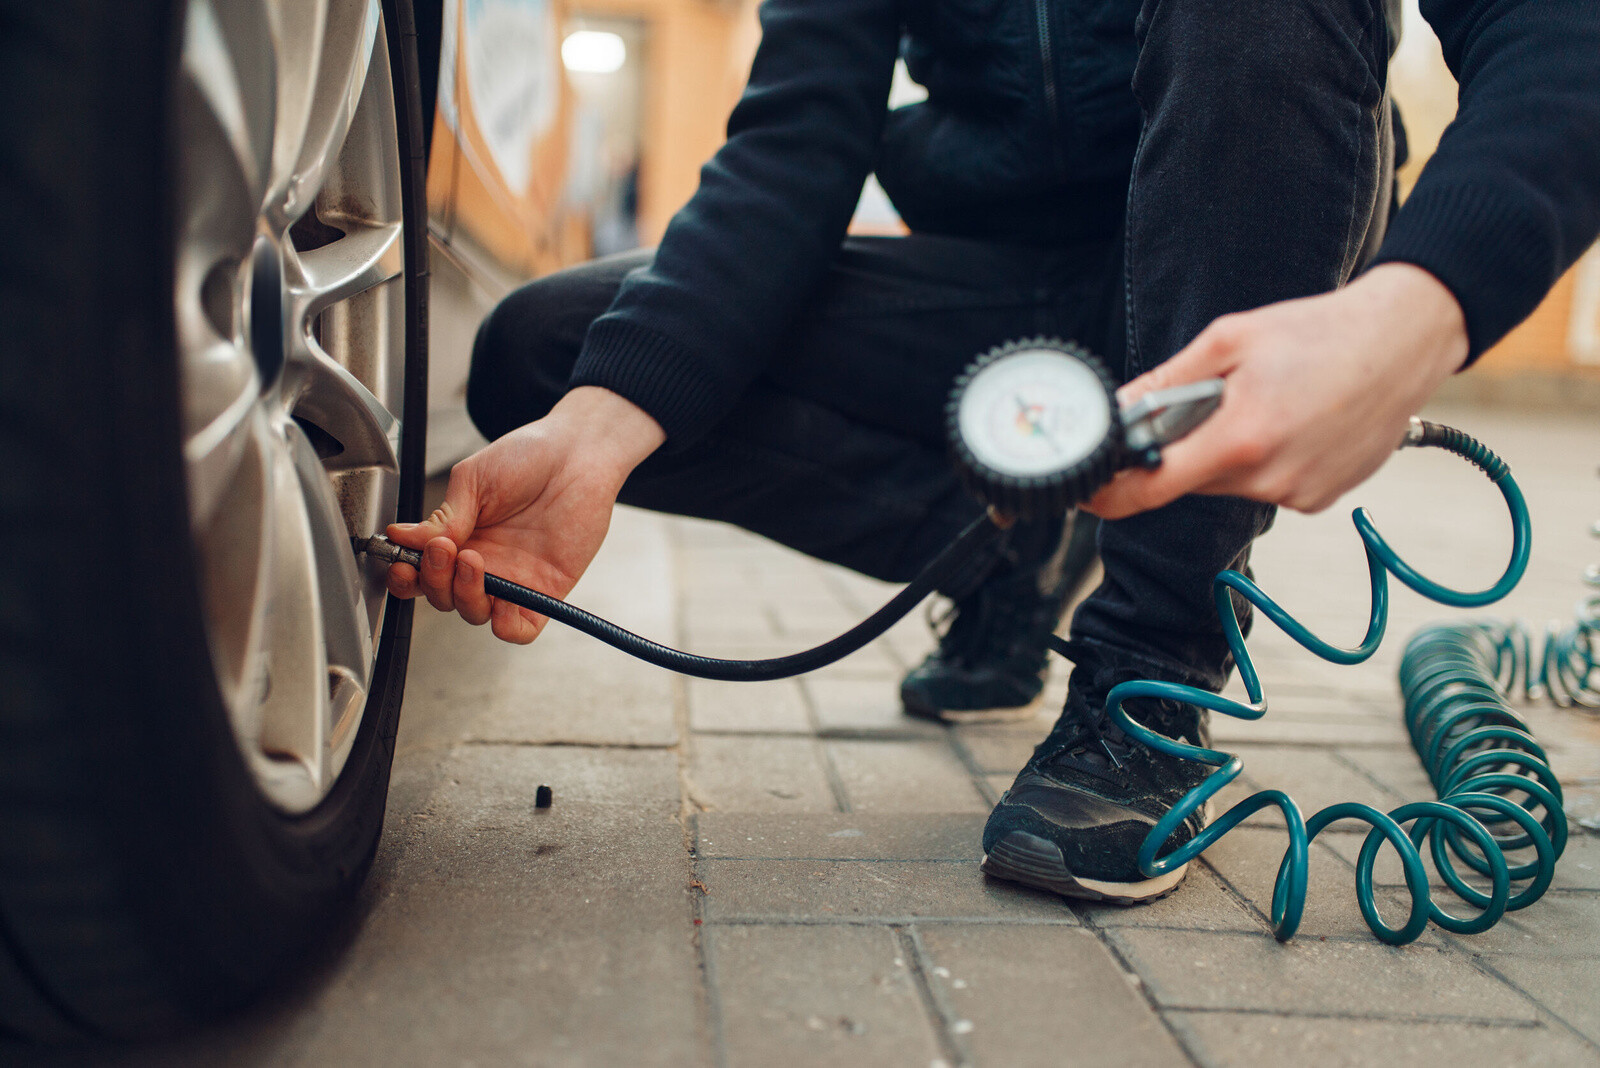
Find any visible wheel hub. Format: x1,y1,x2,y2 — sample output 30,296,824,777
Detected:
247,232,286,390
175,0,405,815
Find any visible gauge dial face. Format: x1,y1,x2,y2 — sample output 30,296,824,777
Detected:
956,347,1114,479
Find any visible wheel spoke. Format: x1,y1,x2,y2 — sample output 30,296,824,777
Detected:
264,0,382,224
182,337,260,529
180,0,277,211
282,335,401,474
286,423,375,684
193,411,276,722
252,426,335,810
175,0,278,459
288,220,403,321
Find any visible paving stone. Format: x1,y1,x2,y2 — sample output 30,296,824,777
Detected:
679,592,777,644
1109,928,1538,1021
391,602,521,761
689,639,900,679
1226,744,1409,832
687,677,813,733
825,740,989,813
878,613,937,672
1486,956,1600,1047
689,735,840,813
460,507,682,747
1080,865,1260,933
1565,782,1600,832
1249,689,1404,722
951,723,1050,775
1518,701,1600,756
104,745,710,1068
802,642,904,680
1199,826,1431,941
804,677,944,735
1223,661,1399,699
681,633,819,658
917,925,1187,1067
706,925,942,1067
1211,711,1410,747
695,812,985,860
768,592,869,639
465,629,680,747
1166,1012,1592,1068
1450,891,1600,958
1332,745,1440,804
1222,657,1400,703
697,859,1074,922
1316,824,1477,892
1550,831,1600,891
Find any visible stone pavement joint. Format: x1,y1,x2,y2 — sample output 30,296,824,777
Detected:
18,404,1594,1067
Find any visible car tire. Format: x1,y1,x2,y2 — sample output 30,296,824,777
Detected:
0,0,427,1040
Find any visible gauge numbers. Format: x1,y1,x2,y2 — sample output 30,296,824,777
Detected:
956,346,1114,480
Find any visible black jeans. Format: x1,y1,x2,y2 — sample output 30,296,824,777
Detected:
467,0,1394,695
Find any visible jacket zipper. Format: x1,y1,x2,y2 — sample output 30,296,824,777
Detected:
1033,0,1066,172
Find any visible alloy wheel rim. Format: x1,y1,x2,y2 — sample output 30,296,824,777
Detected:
175,0,406,814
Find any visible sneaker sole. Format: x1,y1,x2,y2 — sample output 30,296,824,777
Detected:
981,831,1188,905
901,689,1047,725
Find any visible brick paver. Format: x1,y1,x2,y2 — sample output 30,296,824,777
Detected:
705,925,945,1065
665,401,1600,1067
17,402,1595,1067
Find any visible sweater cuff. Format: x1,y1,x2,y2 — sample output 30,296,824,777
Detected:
1369,182,1557,365
568,317,734,449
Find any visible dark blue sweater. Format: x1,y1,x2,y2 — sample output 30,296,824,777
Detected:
570,0,1600,446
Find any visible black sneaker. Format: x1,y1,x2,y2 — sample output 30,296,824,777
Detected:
900,513,1099,723
980,662,1213,904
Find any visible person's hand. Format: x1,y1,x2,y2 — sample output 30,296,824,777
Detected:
1085,263,1470,519
384,386,666,643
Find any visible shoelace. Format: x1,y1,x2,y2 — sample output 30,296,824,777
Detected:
1045,699,1134,772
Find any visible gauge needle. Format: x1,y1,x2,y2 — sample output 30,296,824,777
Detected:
1015,395,1064,453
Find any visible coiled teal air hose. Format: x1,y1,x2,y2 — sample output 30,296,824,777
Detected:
366,409,1570,943
1461,604,1600,709
1100,419,1566,945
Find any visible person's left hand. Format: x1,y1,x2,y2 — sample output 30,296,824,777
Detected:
1084,262,1470,519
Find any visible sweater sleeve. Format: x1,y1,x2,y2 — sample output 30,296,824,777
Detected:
566,0,901,446
1370,0,1600,362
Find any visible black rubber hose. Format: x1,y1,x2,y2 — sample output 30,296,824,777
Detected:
479,513,1004,681
1412,419,1510,480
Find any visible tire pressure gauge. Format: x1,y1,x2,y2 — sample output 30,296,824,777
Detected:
948,338,1224,520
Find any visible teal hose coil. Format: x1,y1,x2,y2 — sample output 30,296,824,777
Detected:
1460,602,1600,710
1091,421,1568,944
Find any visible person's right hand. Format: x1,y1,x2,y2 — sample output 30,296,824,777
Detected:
383,386,666,644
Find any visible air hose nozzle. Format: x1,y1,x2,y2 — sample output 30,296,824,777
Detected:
353,534,421,568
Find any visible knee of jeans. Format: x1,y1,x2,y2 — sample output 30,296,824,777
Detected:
466,286,571,441
1135,0,1386,111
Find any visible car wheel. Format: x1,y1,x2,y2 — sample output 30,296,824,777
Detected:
0,0,427,1040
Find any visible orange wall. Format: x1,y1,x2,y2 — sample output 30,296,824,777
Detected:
569,0,748,243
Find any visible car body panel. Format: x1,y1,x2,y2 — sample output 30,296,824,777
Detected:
421,0,589,469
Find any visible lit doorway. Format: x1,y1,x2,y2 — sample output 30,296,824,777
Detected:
563,17,649,256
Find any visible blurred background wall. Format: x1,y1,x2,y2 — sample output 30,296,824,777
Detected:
459,0,1599,403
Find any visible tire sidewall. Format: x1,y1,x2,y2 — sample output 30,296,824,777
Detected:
0,0,426,1035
